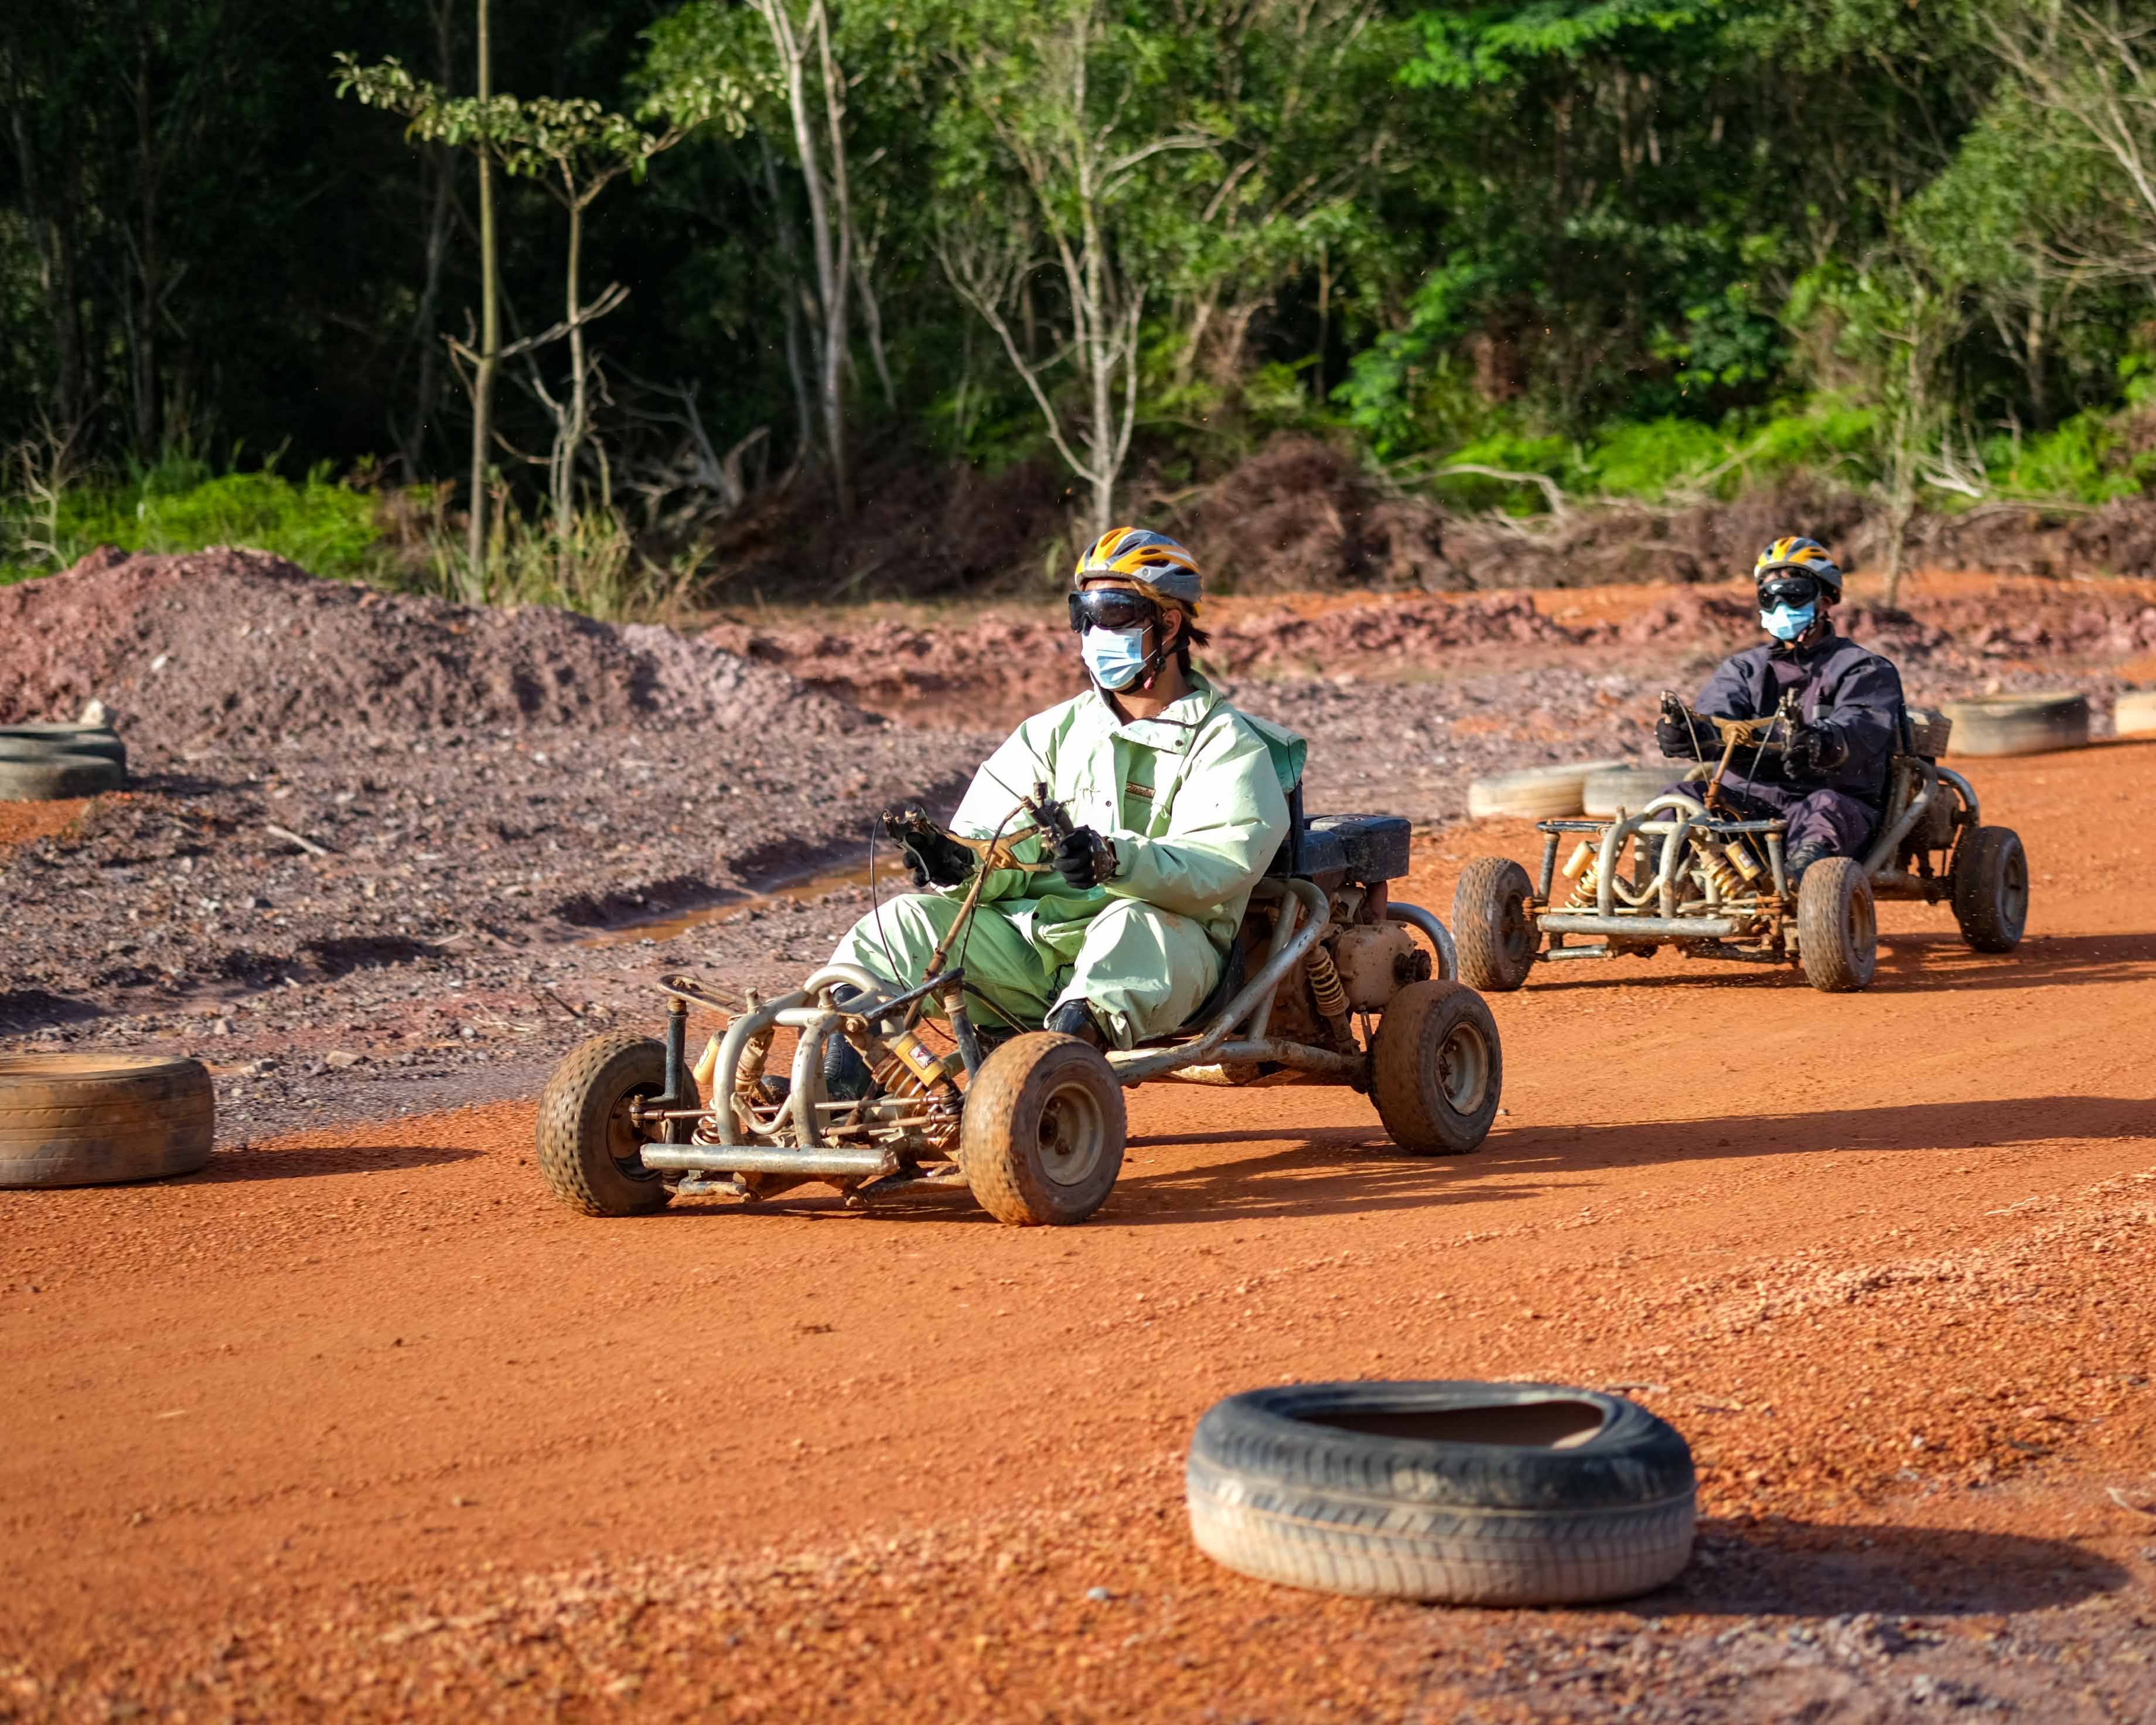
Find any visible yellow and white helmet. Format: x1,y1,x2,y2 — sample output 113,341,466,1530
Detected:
1753,534,1843,601
1071,527,1203,613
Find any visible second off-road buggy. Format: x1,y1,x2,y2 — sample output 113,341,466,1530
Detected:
536,786,1501,1227
1449,698,2028,994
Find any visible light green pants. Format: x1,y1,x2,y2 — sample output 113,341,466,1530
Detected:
828,892,1223,1049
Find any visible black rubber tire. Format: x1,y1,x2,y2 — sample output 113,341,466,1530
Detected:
1186,1380,1696,1604
960,1031,1125,1226
0,725,127,768
0,752,125,802
1951,826,2028,953
1369,980,1502,1155
535,1031,697,1217
1797,856,1877,993
0,1054,214,1187
1451,857,1537,992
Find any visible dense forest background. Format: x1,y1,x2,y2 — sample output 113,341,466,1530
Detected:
8,0,2156,609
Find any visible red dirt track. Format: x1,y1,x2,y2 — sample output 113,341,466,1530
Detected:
6,744,2156,1721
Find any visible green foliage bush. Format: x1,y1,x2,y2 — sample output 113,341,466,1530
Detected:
2,456,390,585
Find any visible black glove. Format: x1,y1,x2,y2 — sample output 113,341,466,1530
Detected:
1656,711,1707,759
1785,722,1847,780
1052,825,1117,891
882,809,974,889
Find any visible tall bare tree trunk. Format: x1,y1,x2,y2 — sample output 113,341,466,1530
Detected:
555,193,587,537
128,27,162,455
467,0,500,595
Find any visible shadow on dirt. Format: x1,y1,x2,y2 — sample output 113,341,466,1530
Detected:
1639,1518,2129,1618
183,1142,482,1182
1118,1092,2151,1201
1510,929,2156,994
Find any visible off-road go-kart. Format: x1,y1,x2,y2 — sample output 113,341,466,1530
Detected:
536,786,1501,1226
1450,697,2028,994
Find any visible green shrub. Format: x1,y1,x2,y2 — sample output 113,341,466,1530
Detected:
4,456,390,584
1980,408,2154,505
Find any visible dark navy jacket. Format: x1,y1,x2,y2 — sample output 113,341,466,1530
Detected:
1692,625,1905,806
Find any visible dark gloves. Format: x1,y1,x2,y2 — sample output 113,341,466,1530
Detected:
1052,825,1118,891
1785,722,1848,780
1656,711,1708,759
882,809,975,889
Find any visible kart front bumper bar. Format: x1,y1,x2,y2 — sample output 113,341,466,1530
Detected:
1537,912,1751,940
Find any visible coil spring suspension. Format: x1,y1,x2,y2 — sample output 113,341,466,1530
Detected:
1306,945,1357,1048
1697,848,1744,903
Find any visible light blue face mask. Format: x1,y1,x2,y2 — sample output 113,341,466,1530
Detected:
1082,624,1151,691
1761,602,1816,642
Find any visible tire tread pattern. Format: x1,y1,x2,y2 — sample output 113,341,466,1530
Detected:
1369,981,1502,1155
535,1032,685,1217
1451,857,1535,992
0,1055,213,1187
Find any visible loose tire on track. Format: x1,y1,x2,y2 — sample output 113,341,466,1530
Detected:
0,724,128,769
1369,980,1502,1155
2119,690,2156,737
1465,761,1622,820
1583,765,1685,817
0,1054,214,1188
1942,691,2089,757
1451,857,1537,993
1952,826,2028,953
1797,856,1877,993
1186,1380,1696,1604
535,1032,696,1216
0,752,125,802
960,1032,1125,1226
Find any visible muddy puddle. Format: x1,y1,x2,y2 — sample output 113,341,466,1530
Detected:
578,861,879,948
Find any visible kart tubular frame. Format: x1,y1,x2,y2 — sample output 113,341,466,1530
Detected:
637,877,1459,1179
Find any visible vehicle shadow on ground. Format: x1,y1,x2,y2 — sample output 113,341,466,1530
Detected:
1635,1518,2128,1618
182,1143,482,1182
1519,929,2156,994
1871,929,2156,991
1117,1092,2152,1206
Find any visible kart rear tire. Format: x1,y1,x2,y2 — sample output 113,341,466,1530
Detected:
1451,857,1537,992
961,1032,1125,1226
1951,825,2028,953
535,1031,697,1217
0,1054,214,1187
1797,857,1877,993
1370,980,1502,1155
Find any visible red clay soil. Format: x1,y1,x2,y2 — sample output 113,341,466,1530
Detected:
4,745,2156,1721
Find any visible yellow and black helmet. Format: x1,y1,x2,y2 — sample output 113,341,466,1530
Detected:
1753,535,1843,600
1072,527,1203,613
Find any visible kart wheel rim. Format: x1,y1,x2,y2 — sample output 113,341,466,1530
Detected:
1037,1079,1107,1187
1437,1020,1491,1116
606,1088,661,1181
1999,843,2028,932
1847,881,1875,952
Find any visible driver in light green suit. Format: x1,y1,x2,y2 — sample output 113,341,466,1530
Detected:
827,528,1301,1051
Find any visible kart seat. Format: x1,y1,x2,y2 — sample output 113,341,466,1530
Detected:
1265,783,1411,889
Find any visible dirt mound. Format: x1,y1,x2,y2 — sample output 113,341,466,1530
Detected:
0,547,869,748
1173,437,1450,592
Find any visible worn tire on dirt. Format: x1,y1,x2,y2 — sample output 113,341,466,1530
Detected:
1186,1380,1696,1604
0,752,125,802
1942,691,2089,757
1584,765,1688,817
535,1032,696,1217
1797,856,1877,993
0,1054,214,1188
960,1031,1125,1226
0,725,127,768
1451,857,1537,992
1465,761,1622,820
2118,690,2156,737
1369,980,1502,1155
1952,825,2028,953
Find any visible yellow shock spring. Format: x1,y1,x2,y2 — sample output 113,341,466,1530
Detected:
1698,849,1743,902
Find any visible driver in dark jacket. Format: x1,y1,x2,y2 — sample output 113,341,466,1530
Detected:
1659,536,1904,882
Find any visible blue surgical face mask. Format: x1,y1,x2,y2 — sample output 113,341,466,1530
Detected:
1082,624,1150,690
1762,602,1816,642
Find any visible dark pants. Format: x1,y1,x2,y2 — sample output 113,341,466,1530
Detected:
1660,777,1877,860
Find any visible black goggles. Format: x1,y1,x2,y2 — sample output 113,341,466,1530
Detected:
1757,571,1824,611
1068,587,1161,633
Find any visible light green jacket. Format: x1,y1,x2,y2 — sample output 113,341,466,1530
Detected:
947,673,1304,959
